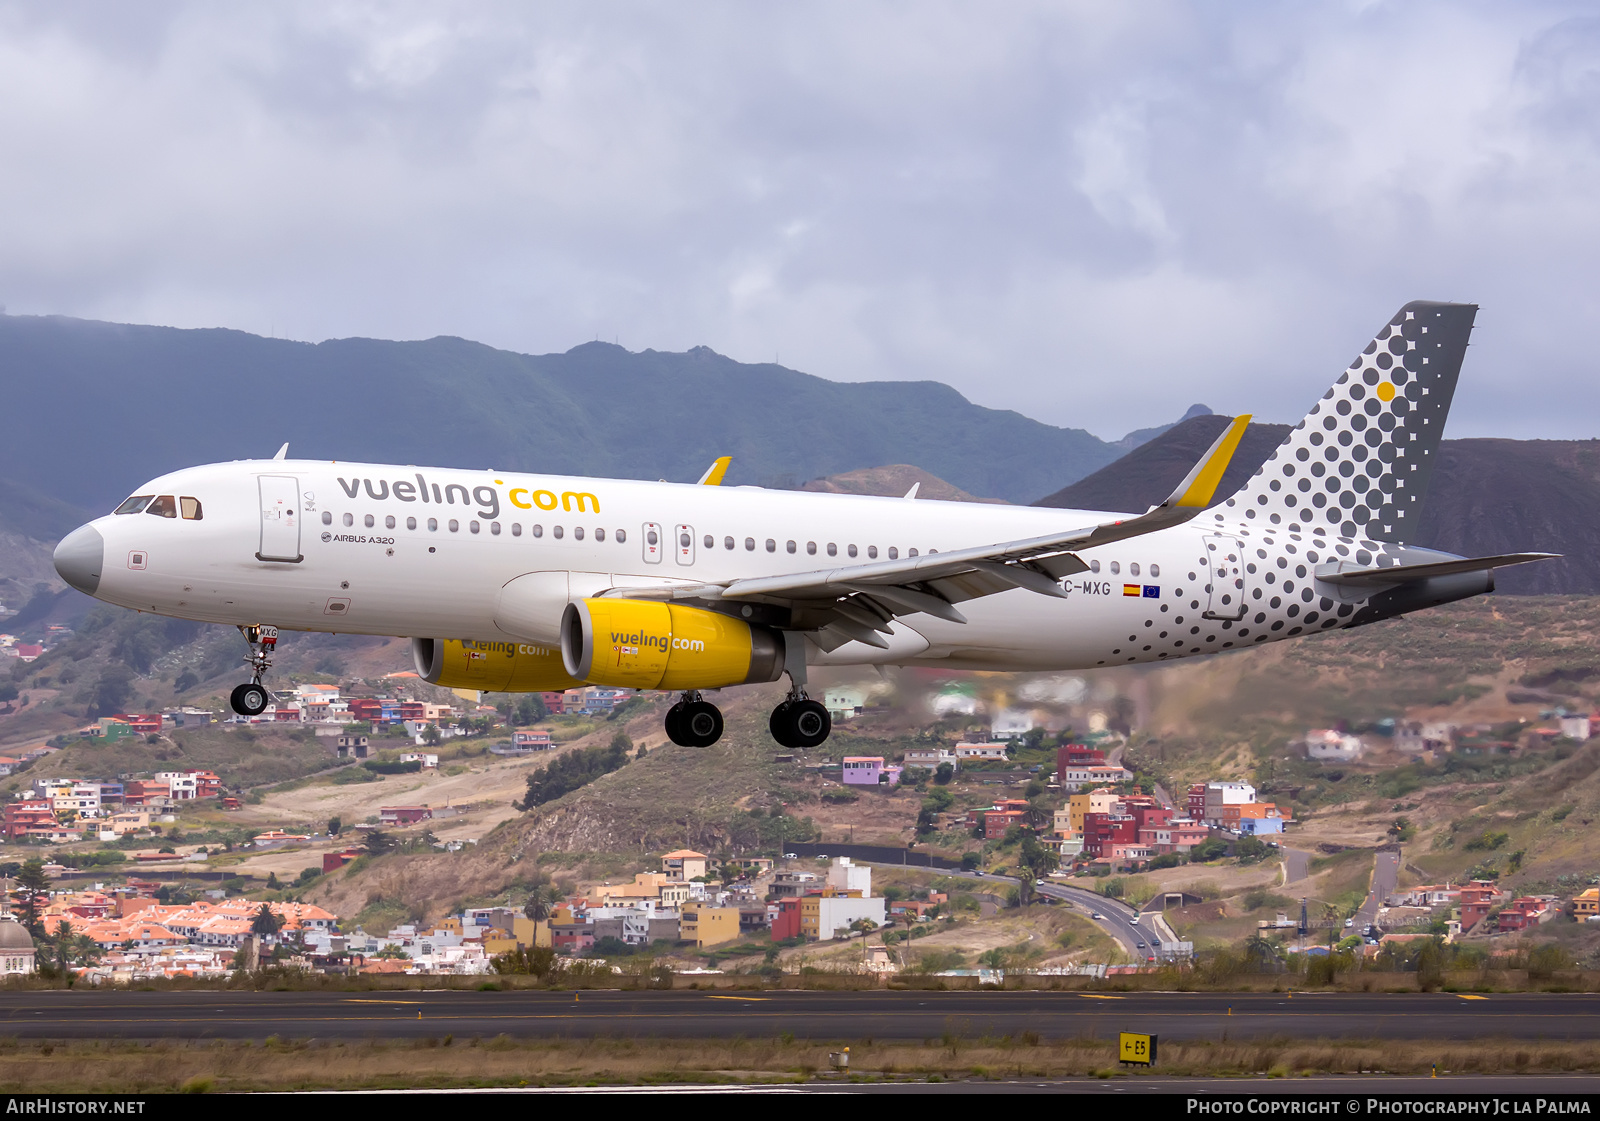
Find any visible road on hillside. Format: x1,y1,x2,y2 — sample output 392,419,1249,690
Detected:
1282,848,1311,884
4,990,1600,1043
1358,850,1401,932
858,861,1146,958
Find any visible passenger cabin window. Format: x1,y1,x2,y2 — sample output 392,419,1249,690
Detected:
386,515,396,529
867,546,878,559
806,542,817,555
1109,561,1120,574
322,511,333,525
1150,563,1160,577
573,526,583,540
888,547,898,559
615,528,626,543
1129,562,1140,576
1089,559,1100,573
510,522,520,536
179,497,203,520
365,515,375,528
827,543,837,556
724,536,734,550
409,517,420,531
428,518,439,531
745,537,755,551
553,526,563,539
343,513,354,527
847,544,858,558
448,519,460,533
594,528,604,541
115,495,154,515
146,495,177,518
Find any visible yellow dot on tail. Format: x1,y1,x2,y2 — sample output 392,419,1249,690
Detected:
1376,382,1396,402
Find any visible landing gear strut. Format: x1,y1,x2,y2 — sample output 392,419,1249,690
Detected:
665,690,723,747
229,624,278,717
769,640,831,749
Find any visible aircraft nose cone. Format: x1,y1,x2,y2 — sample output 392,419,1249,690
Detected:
53,523,104,596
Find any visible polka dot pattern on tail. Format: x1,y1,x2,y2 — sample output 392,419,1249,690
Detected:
1225,302,1476,544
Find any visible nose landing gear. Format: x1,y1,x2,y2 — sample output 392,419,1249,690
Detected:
229,624,278,717
665,690,724,747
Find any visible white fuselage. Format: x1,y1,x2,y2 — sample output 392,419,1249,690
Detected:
73,458,1390,671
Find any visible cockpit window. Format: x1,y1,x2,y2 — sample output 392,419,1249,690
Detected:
179,496,203,521
115,495,154,515
146,495,177,518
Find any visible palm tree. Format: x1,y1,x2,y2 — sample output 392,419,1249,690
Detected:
524,884,555,922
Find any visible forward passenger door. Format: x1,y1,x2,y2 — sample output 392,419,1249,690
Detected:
257,475,302,563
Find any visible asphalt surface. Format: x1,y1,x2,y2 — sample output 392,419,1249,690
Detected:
1357,851,1401,932
5,990,1600,1042
863,862,1149,957
500,1075,1600,1094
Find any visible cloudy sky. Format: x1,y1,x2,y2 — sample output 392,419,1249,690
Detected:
2,2,1597,440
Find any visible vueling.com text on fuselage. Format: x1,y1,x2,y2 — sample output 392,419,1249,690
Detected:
334,474,601,521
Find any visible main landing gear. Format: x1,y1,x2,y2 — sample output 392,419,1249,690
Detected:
768,645,831,749
228,624,278,717
665,690,724,748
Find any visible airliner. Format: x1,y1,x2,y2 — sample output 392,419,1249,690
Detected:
52,301,1551,749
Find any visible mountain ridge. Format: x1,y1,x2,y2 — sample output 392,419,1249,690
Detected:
1036,415,1600,595
0,313,1128,510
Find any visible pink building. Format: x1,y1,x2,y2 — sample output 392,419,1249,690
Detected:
841,756,902,787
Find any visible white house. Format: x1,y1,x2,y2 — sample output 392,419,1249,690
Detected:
825,857,871,896
955,742,1008,761
824,687,869,720
990,708,1037,739
1302,729,1365,762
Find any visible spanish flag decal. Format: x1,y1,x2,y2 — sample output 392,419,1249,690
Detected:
1124,584,1162,598
1123,584,1141,597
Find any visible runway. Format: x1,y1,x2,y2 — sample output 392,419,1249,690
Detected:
1,989,1597,1042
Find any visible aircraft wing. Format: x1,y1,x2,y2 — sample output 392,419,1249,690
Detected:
1315,552,1559,587
598,416,1252,650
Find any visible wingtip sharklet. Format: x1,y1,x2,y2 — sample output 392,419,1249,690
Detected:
697,456,732,486
1166,414,1251,509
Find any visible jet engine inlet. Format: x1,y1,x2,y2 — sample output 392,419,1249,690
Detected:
561,599,785,690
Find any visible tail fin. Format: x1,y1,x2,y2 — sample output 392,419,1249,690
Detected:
1218,301,1477,544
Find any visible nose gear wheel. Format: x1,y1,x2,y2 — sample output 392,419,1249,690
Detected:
229,624,279,717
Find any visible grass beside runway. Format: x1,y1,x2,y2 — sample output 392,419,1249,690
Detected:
1,1034,1599,1092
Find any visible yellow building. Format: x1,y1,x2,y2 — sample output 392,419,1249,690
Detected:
594,872,671,904
513,916,552,948
1575,888,1600,917
680,905,741,947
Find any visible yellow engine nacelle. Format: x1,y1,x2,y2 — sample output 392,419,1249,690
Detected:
560,599,785,691
411,637,582,692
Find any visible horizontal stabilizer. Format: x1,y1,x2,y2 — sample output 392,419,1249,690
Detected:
1316,553,1559,588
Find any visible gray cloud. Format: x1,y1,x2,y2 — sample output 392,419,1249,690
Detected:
0,1,1596,440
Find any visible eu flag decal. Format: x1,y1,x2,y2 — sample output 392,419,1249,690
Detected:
1142,585,1160,599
